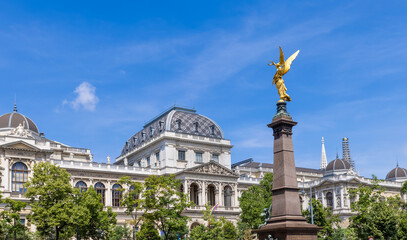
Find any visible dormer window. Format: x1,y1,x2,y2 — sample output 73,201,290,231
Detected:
176,119,182,130
150,126,154,137
193,122,199,132
133,137,138,146
141,132,146,141
209,125,215,135
159,121,164,131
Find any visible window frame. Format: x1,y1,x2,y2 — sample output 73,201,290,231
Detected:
11,162,29,193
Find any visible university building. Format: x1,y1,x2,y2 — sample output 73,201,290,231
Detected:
0,105,405,230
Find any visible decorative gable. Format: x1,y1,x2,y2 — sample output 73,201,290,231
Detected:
0,140,41,151
183,161,238,177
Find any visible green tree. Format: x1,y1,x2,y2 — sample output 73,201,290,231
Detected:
189,204,237,240
348,176,403,240
302,199,340,239
0,197,31,240
221,218,238,240
401,181,407,195
25,162,77,239
135,220,160,240
189,205,223,240
239,172,273,230
76,186,117,239
118,176,144,239
110,224,132,240
142,175,191,240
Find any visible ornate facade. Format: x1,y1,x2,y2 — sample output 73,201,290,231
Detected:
0,105,405,231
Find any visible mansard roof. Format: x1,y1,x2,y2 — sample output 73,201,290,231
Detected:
120,106,224,156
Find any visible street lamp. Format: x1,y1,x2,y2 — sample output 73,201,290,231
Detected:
302,177,314,224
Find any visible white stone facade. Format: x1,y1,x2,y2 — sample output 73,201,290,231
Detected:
0,106,405,231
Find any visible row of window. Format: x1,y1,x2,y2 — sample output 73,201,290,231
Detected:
75,181,123,207
176,120,216,135
189,183,233,207
178,150,219,162
11,162,230,208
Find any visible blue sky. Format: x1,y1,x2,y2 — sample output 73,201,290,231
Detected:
1,0,406,179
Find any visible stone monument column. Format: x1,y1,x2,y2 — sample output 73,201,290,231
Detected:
256,102,320,240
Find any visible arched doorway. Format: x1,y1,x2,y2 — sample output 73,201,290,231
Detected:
190,183,199,205
224,186,232,208
207,184,216,206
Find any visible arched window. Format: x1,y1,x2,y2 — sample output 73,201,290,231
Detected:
95,182,106,205
75,181,87,192
12,162,28,193
129,185,140,204
207,184,216,206
112,184,122,207
190,183,199,205
224,186,232,208
326,192,333,209
190,222,200,230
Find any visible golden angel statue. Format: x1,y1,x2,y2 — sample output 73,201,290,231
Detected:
268,46,299,102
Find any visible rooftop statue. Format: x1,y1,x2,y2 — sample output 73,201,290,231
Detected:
268,46,299,103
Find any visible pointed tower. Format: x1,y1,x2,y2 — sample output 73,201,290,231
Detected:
321,137,327,169
342,137,355,170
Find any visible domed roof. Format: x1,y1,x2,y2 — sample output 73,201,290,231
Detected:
325,158,351,172
120,106,224,156
386,165,407,181
0,108,39,133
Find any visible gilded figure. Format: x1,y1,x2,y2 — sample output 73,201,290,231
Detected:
268,46,299,102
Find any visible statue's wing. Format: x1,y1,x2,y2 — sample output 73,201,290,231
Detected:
279,46,285,65
283,50,299,75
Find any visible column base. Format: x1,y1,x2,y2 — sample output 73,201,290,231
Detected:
255,215,321,240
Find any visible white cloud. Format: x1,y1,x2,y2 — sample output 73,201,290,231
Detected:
68,82,99,111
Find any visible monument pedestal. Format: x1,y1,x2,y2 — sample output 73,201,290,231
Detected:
255,102,320,240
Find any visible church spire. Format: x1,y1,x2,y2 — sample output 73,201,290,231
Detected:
320,137,327,169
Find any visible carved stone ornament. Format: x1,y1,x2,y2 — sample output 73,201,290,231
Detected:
9,122,33,138
191,162,236,176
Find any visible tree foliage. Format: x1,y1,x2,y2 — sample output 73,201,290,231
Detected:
239,172,273,230
118,175,144,237
189,205,237,240
0,193,31,240
401,181,407,195
25,162,77,239
135,219,160,240
302,199,340,239
75,186,117,239
142,174,191,240
24,162,116,240
348,176,407,240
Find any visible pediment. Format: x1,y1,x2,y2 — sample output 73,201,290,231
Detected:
0,140,41,151
182,161,238,177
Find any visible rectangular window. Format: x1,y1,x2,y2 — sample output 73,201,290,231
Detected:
178,150,186,161
212,154,219,162
155,152,160,167
146,157,150,167
195,152,203,162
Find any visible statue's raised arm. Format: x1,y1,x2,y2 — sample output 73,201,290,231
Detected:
268,46,299,103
